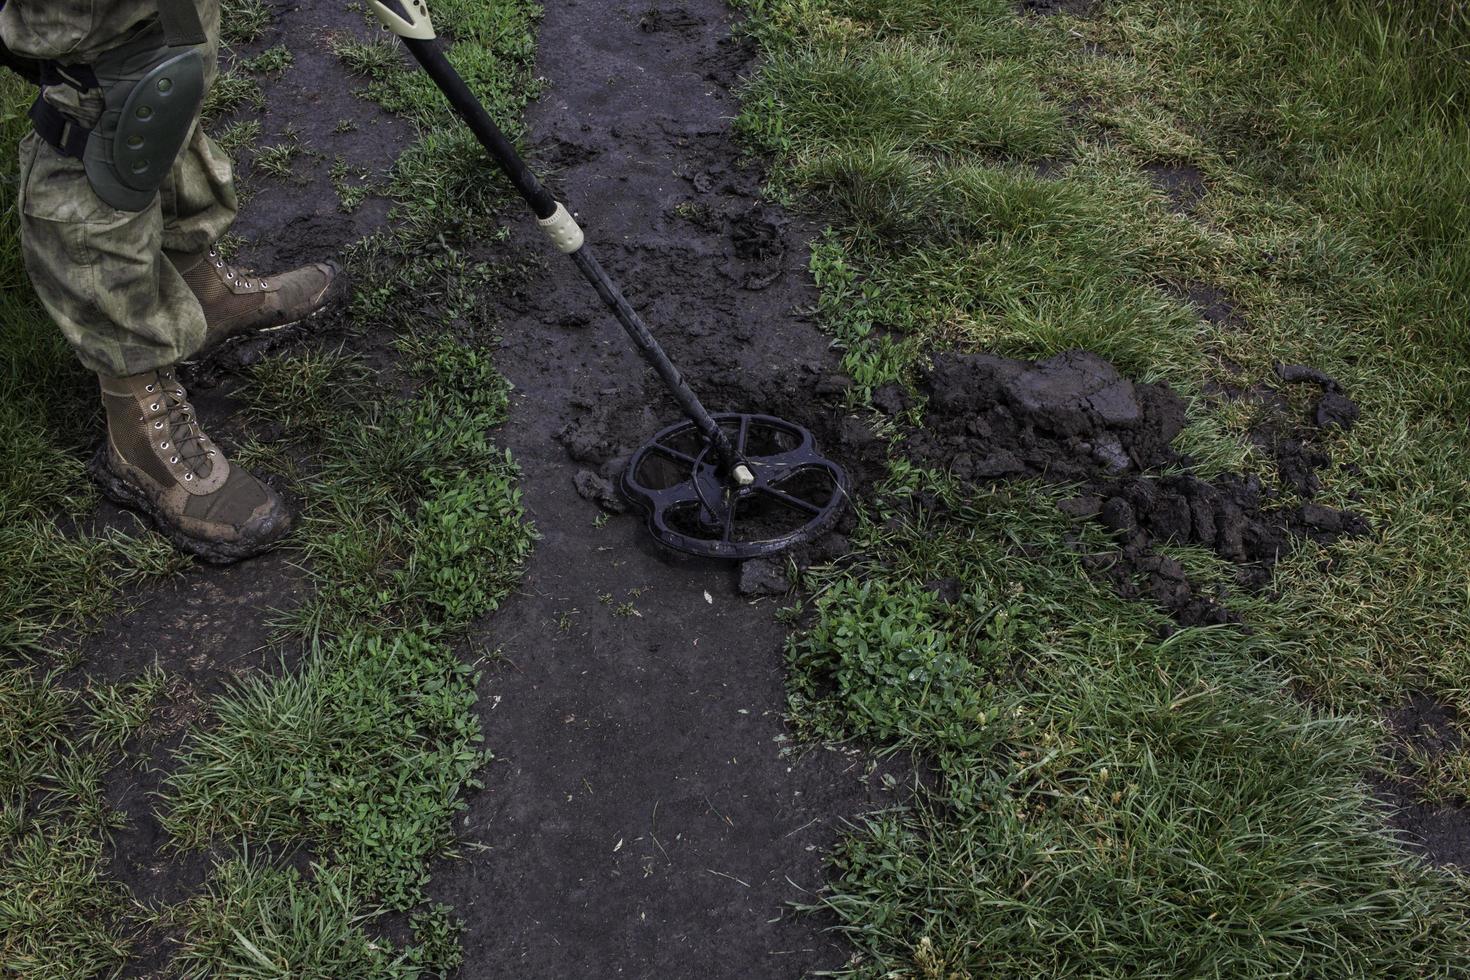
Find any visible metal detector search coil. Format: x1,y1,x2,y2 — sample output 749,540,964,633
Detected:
623,415,848,560
369,0,850,559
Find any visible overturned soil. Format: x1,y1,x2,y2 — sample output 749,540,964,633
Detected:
898,349,1369,627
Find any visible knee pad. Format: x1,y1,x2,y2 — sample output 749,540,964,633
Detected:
83,33,206,211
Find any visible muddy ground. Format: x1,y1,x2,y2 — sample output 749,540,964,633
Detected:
92,0,892,976
48,0,1470,975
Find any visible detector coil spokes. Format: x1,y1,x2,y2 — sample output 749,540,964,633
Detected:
621,413,848,560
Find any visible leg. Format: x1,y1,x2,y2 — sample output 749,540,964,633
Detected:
16,131,211,376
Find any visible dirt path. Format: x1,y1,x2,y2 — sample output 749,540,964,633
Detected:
60,0,879,972
427,2,881,976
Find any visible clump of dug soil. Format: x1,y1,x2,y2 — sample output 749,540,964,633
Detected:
897,349,1369,626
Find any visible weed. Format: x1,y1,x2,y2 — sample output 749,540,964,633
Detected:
221,0,272,47
167,857,416,978
330,156,374,213
203,67,264,121
243,44,294,79
253,125,307,181
215,118,263,155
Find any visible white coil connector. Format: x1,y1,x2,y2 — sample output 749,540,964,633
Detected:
539,202,585,254
733,464,755,487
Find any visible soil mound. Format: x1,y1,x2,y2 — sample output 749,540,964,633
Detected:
909,350,1186,481
902,350,1369,627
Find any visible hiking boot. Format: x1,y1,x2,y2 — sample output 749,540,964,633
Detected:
89,367,293,564
172,246,349,359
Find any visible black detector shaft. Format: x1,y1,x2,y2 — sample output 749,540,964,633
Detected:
398,35,745,477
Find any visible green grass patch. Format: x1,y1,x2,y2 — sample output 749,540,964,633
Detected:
167,856,438,977
157,2,542,970
741,0,1470,973
1,665,182,975
165,632,493,910
4,0,542,973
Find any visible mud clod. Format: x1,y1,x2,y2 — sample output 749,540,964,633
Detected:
1276,363,1339,388
871,383,912,417
911,349,1368,626
913,350,1186,483
1315,389,1361,431
739,559,789,597
640,7,703,34
1144,161,1207,212
574,469,627,514
1167,280,1244,329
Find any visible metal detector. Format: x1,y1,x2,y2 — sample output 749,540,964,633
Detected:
368,0,848,559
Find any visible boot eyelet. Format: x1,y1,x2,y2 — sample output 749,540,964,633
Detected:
160,441,169,449
184,473,192,481
171,456,179,464
145,384,155,392
150,402,159,411
208,450,216,456
154,421,163,428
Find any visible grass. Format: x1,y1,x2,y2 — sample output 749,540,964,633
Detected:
7,0,1468,975
0,70,180,975
0,85,186,656
252,125,308,182
166,856,422,978
2,0,542,974
157,4,542,971
0,664,184,975
737,0,1470,974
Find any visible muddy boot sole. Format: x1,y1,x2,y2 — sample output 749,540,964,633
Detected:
87,445,293,565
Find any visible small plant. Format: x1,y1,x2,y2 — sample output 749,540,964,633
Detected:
221,0,271,46
215,118,262,155
332,36,403,80
330,156,374,212
89,664,170,752
202,67,263,120
254,126,307,181
243,44,293,78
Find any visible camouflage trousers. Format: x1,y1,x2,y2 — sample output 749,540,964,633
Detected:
4,1,233,376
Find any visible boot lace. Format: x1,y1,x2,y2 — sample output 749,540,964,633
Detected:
209,247,270,290
144,368,217,482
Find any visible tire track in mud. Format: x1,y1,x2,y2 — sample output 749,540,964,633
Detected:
433,3,883,976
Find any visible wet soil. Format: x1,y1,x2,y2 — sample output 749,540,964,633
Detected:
434,3,889,974
896,349,1369,627
48,0,890,972
1375,694,1470,869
